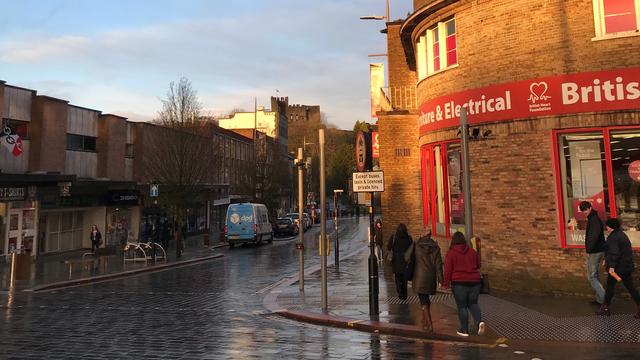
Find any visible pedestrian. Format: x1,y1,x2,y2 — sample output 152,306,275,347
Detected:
90,224,102,253
387,223,413,300
374,219,384,263
443,231,485,337
596,218,640,318
405,228,443,333
579,201,607,305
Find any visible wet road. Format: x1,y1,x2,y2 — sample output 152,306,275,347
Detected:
0,217,636,359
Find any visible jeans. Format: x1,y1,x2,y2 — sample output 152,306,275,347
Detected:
604,272,640,306
451,283,482,333
587,252,606,304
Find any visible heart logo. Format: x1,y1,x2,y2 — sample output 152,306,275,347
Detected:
529,82,550,103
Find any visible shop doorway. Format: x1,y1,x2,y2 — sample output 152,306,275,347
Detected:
5,202,36,255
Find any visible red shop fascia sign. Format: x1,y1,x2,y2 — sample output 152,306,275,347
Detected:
419,67,640,135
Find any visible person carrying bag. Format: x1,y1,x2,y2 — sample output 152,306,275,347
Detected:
405,228,443,333
387,223,412,300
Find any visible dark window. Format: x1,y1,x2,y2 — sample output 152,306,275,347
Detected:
66,134,97,152
125,144,134,158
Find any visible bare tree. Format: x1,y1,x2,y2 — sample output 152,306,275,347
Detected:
144,77,216,256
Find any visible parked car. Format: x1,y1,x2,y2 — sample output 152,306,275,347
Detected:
274,218,299,237
225,203,273,248
286,213,304,232
302,213,312,229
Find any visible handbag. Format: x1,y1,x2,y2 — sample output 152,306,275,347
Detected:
480,273,490,294
385,235,395,263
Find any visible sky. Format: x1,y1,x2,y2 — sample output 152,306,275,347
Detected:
0,0,413,129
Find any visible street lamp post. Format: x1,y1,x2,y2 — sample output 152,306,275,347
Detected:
333,189,343,269
296,148,305,292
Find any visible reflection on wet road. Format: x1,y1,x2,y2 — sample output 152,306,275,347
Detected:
1,217,634,359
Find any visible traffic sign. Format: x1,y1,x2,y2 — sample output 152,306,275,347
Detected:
150,184,159,197
372,131,379,159
352,171,384,192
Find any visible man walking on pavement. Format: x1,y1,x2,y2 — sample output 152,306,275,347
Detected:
579,201,606,305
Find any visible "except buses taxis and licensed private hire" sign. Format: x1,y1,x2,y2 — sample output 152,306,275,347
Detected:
352,171,385,192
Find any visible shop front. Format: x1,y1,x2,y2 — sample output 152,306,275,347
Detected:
1,186,37,256
35,181,140,254
105,190,141,246
410,67,640,292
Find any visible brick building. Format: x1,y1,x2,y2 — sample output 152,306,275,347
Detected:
378,0,640,294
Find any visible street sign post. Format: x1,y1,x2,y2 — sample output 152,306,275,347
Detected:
354,130,380,318
352,171,384,193
150,184,159,197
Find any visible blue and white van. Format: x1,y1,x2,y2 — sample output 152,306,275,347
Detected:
224,203,273,248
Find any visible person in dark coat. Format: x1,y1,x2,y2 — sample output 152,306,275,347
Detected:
405,228,443,333
90,225,102,253
580,201,607,305
387,223,413,300
596,218,640,318
443,231,485,337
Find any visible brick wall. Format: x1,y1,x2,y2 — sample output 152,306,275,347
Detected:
387,22,417,90
378,111,423,248
29,96,67,173
413,0,640,104
418,112,640,294
382,0,640,295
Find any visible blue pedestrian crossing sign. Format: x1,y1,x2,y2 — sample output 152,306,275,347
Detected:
150,184,159,197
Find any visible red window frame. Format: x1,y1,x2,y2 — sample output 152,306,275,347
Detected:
552,125,640,249
420,139,461,237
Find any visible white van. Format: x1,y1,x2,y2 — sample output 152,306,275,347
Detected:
224,203,273,248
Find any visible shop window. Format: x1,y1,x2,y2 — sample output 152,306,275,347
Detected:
66,134,97,152
421,141,465,237
611,130,640,245
555,128,640,248
447,144,465,235
125,144,134,158
417,18,458,78
558,133,611,247
434,145,447,234
420,147,432,229
593,0,640,37
44,211,83,253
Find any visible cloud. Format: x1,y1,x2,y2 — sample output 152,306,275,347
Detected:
0,35,90,62
0,0,401,129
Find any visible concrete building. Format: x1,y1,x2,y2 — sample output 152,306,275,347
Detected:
0,81,258,258
218,96,289,148
0,82,140,257
378,0,640,294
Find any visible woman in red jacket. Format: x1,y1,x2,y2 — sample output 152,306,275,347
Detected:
443,231,485,337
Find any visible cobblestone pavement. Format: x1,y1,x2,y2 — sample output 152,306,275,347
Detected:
1,217,639,359
278,248,640,343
